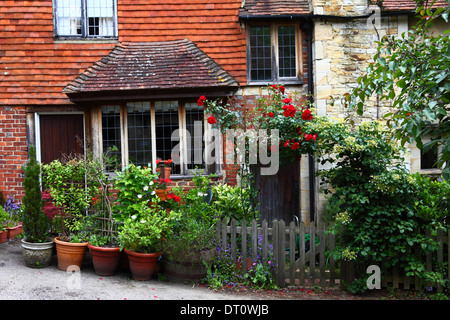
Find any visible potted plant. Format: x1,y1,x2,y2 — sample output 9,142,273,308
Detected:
153,177,172,201
42,154,98,271
20,146,54,268
163,171,218,283
156,159,173,179
118,200,180,281
0,206,9,243
4,196,23,240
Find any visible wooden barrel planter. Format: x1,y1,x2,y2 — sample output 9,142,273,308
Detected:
163,248,215,283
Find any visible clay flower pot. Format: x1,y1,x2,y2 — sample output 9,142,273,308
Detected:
54,236,88,271
155,188,171,201
156,167,172,179
6,223,23,240
88,243,121,276
0,230,7,243
124,249,161,281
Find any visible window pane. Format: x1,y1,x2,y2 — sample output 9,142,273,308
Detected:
250,26,272,81
278,26,297,78
56,0,82,36
155,101,180,174
127,102,152,168
101,105,121,170
421,144,438,169
185,102,205,170
87,0,115,36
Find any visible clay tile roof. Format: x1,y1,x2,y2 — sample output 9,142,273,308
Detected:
63,39,239,97
382,0,449,11
239,0,311,17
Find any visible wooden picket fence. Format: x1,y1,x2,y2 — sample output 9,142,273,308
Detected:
215,218,450,291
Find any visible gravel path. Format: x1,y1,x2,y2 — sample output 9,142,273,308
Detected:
0,238,263,301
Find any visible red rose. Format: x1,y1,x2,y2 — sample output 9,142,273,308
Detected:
313,134,317,141
291,142,300,150
207,115,216,124
283,98,292,104
268,112,274,117
197,95,206,106
305,134,313,141
302,109,312,121
279,85,285,94
283,140,290,147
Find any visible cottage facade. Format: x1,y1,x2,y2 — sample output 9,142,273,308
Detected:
0,0,447,223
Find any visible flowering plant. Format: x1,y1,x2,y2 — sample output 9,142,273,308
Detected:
118,201,180,254
156,159,173,167
153,178,172,190
201,85,320,166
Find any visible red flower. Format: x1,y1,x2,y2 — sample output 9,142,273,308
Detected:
279,85,285,94
283,104,296,117
313,134,317,141
302,109,312,121
291,142,300,150
268,112,274,117
283,140,290,147
283,98,292,104
207,115,216,124
305,134,313,141
197,95,206,106
92,197,98,205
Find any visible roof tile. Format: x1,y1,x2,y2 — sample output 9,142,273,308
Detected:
240,0,311,17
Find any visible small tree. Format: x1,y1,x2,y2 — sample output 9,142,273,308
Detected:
21,146,49,243
348,1,450,179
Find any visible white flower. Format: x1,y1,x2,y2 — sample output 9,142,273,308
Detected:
197,192,203,197
131,215,137,220
140,220,146,224
151,190,156,195
149,181,154,186
143,186,149,191
137,194,142,199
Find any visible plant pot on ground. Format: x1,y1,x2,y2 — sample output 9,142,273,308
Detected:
118,200,179,281
20,146,54,268
163,171,218,283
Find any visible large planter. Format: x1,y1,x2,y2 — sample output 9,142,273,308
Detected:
88,243,121,276
164,248,215,283
21,237,54,268
6,223,23,240
0,231,7,243
54,236,88,271
124,249,161,281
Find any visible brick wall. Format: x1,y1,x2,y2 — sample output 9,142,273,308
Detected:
0,106,27,200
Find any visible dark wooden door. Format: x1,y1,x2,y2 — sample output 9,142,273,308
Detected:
253,161,300,226
39,114,84,164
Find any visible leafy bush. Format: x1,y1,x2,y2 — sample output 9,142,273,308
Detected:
317,120,448,293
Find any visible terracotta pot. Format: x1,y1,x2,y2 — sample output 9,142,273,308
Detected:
124,249,161,281
156,167,171,179
0,231,7,243
155,188,171,201
236,257,253,272
6,223,23,240
88,244,121,276
54,236,88,271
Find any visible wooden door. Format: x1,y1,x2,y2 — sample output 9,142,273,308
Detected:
39,114,84,164
253,161,300,226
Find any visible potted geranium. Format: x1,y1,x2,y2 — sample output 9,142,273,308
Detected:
20,146,54,268
118,200,180,281
156,159,173,179
163,171,218,283
153,177,172,201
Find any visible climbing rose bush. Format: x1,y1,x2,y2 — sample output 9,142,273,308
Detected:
201,85,320,165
